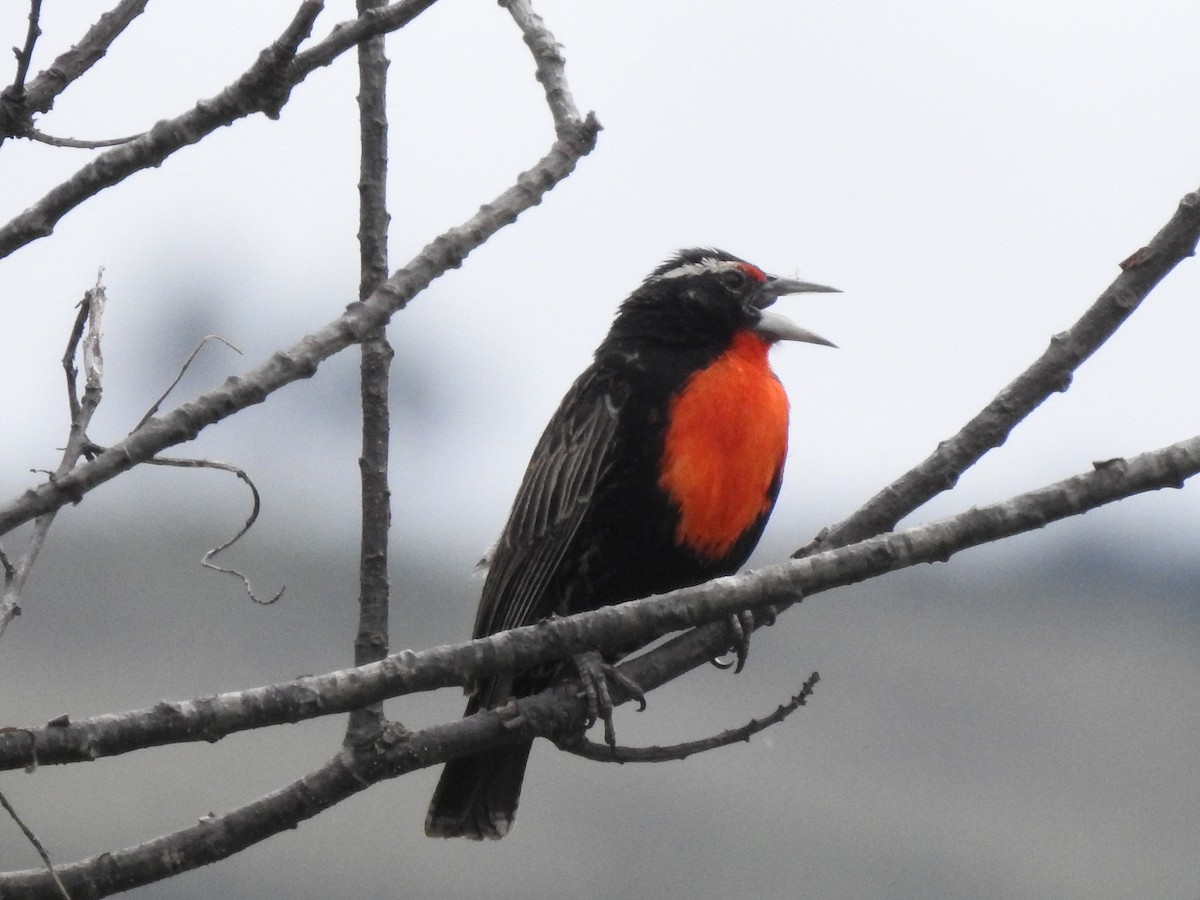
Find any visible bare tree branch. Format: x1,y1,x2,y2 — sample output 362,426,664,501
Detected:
564,672,820,763
0,430,1195,895
0,114,600,537
502,0,581,136
804,186,1200,555
0,1,325,257
0,694,577,900
1,431,1195,773
0,0,44,144
14,0,149,120
289,0,434,71
4,422,1199,894
0,0,459,260
0,279,106,641
8,0,43,97
0,746,387,900
347,0,394,745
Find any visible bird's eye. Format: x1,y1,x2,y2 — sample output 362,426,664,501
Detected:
719,269,746,289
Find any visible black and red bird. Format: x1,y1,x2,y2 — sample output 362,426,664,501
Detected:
426,248,837,839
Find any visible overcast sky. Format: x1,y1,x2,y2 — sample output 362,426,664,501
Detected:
1,2,1199,898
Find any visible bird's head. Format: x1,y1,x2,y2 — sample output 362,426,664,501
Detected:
606,248,838,354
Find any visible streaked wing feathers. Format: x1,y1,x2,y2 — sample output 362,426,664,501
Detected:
473,367,623,638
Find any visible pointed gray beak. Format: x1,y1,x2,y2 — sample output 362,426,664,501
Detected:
751,274,839,347
754,310,837,348
754,275,841,308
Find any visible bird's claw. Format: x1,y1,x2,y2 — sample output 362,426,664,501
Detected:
573,651,646,747
711,606,777,674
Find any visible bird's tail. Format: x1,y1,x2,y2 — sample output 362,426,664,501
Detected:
425,740,533,839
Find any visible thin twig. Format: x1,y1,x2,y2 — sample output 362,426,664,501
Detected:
25,128,143,149
138,457,284,605
60,298,90,425
10,0,44,97
564,672,820,763
0,784,71,900
87,335,271,602
0,547,14,586
0,0,44,143
0,277,107,641
133,335,242,431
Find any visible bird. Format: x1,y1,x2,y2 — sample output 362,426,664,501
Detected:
425,248,837,839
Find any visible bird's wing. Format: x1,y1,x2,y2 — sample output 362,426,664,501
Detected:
473,365,624,639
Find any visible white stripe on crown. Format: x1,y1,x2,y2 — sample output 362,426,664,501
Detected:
655,257,745,280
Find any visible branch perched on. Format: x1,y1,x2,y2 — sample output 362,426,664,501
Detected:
629,185,1200,688
1,431,1196,775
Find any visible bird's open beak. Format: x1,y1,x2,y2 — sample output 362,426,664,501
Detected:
755,275,841,307
754,310,836,347
752,275,839,347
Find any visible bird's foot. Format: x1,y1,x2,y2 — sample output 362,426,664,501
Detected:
572,651,646,747
711,606,777,674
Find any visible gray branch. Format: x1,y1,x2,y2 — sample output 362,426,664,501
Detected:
0,117,600,538
1,432,1195,774
0,1,444,259
807,186,1200,554
347,0,394,744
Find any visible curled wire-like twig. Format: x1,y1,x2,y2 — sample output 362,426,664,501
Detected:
148,457,284,606
562,672,820,763
126,333,278,603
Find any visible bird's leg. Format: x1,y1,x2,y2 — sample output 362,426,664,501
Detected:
712,606,778,674
572,651,646,747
